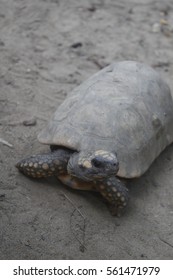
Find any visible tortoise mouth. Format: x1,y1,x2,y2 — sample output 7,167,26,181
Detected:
68,167,117,182
68,167,119,182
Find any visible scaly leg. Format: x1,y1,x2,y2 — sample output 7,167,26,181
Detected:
95,176,129,216
16,149,72,178
59,174,129,216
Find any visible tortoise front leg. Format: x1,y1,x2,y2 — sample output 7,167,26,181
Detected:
16,149,72,178
96,176,129,216
59,175,129,216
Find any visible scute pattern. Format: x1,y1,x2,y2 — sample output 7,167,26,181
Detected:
38,61,173,178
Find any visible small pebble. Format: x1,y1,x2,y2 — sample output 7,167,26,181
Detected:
23,118,37,126
152,23,160,33
70,42,83,48
87,5,96,12
0,194,5,201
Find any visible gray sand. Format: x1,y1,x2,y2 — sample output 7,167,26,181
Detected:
0,0,173,259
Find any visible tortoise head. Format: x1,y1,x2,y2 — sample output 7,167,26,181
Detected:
67,150,119,182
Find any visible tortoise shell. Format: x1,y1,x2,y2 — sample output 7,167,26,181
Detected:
38,61,173,178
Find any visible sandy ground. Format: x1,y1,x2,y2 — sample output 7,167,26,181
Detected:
0,0,173,260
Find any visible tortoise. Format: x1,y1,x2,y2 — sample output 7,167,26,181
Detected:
16,61,173,216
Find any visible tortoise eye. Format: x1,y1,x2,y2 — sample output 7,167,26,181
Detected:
91,158,103,168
